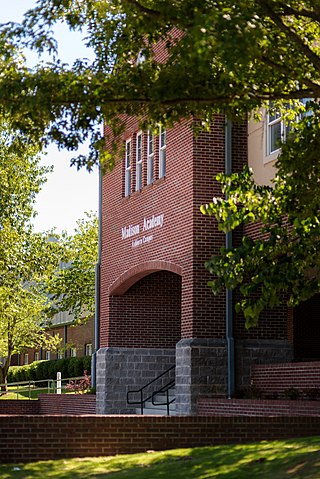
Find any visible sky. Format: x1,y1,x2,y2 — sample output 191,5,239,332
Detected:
0,1,98,234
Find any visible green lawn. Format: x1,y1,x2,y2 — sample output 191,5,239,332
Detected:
0,387,54,400
0,436,320,479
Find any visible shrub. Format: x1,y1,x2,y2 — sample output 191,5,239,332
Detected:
68,357,83,378
8,356,92,383
65,371,91,394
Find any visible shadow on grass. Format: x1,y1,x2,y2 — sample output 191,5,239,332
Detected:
0,437,319,479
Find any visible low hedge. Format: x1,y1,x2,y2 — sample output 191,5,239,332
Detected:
8,355,92,383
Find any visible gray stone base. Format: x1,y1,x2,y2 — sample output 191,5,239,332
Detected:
175,339,228,415
96,347,175,414
235,339,293,390
175,338,294,415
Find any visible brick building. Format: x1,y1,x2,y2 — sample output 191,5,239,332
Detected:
95,106,318,414
14,312,94,366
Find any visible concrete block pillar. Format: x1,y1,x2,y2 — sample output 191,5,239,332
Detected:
175,338,228,415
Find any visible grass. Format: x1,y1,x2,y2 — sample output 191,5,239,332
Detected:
0,436,320,479
0,387,54,400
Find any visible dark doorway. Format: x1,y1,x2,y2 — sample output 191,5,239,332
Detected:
293,294,320,360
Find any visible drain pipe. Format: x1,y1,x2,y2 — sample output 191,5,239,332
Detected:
225,117,235,398
91,163,102,388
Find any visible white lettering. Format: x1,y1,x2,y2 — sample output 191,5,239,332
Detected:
122,224,140,240
143,214,164,231
143,235,153,244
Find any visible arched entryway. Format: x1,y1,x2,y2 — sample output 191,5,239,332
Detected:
108,270,182,348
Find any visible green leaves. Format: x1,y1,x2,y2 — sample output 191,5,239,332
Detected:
45,213,98,322
202,102,320,326
0,1,320,168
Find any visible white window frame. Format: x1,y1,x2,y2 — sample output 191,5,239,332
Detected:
147,130,154,185
135,131,143,191
24,353,29,365
266,109,284,155
34,352,39,361
45,351,51,361
125,139,131,197
159,126,166,179
85,343,93,356
70,347,77,358
266,99,311,157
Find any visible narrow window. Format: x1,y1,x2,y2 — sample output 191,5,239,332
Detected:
24,353,29,365
85,343,93,356
70,347,77,358
136,132,143,191
34,352,39,361
159,127,166,178
147,130,154,185
125,139,131,197
267,109,282,155
45,351,51,361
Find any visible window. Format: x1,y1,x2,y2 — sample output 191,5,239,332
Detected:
266,107,286,155
45,351,51,361
70,347,77,358
159,127,166,178
147,130,154,185
24,353,29,365
267,99,311,156
34,352,39,361
125,139,131,197
135,132,142,191
85,343,93,356
57,351,64,359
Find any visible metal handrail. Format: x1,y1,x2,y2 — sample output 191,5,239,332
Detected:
127,365,175,415
152,380,176,416
0,376,89,399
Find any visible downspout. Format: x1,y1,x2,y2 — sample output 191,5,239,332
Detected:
92,164,102,387
225,117,235,398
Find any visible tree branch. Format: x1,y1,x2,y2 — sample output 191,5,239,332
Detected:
122,0,162,17
258,0,320,71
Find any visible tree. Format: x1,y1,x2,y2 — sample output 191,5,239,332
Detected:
46,213,98,323
0,125,62,389
0,1,320,322
0,1,319,167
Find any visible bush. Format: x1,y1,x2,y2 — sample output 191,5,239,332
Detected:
8,356,92,383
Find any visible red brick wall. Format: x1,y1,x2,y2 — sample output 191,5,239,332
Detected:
198,397,320,416
17,318,94,364
38,394,96,414
0,395,95,415
0,400,39,415
101,118,195,347
1,414,320,464
109,271,181,348
251,361,320,396
101,117,251,346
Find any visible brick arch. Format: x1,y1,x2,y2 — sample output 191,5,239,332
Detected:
109,260,182,296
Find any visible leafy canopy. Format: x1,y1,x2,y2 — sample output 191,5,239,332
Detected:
202,101,320,326
0,125,63,385
0,1,320,168
1,1,320,323
45,213,98,323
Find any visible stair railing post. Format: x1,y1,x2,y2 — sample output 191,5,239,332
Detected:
140,390,143,415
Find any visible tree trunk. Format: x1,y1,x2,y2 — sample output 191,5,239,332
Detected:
0,366,7,393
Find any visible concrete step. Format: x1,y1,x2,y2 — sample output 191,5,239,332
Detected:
136,406,176,415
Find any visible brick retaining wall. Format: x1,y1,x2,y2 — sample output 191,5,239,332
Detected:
251,361,320,397
197,397,320,416
0,400,39,415
0,395,96,416
1,415,320,464
38,394,96,414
